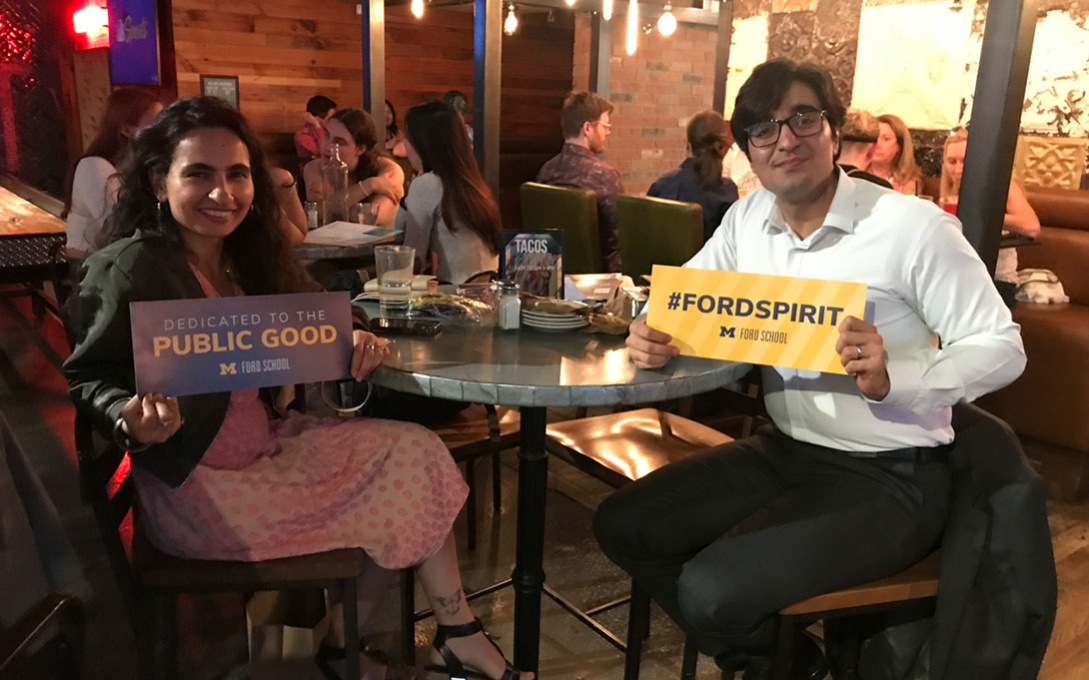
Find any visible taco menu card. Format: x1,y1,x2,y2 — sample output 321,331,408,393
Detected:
499,230,563,298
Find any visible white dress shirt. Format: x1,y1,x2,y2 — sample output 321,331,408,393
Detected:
686,169,1025,452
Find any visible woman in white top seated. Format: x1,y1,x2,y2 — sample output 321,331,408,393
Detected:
63,88,163,259
398,101,500,284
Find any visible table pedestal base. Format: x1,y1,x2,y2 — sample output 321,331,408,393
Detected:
512,406,547,674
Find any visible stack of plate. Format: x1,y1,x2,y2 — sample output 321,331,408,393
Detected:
521,309,589,332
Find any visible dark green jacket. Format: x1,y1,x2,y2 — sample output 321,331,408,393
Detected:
63,231,368,488
63,233,233,487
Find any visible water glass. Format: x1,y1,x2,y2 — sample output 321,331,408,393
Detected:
375,245,415,316
356,202,381,226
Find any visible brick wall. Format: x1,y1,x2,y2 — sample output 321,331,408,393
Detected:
573,16,718,195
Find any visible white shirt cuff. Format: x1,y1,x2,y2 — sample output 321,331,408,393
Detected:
865,357,925,412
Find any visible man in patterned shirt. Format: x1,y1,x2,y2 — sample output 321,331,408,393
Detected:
537,90,624,272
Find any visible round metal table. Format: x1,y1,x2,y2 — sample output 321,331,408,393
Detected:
368,323,741,673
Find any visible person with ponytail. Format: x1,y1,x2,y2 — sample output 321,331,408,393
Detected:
648,110,739,241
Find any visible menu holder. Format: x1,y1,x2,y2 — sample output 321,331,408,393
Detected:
499,230,563,298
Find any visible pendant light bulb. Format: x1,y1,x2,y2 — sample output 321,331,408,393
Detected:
602,0,613,21
625,0,638,55
565,0,576,6
504,4,519,35
657,3,676,36
411,0,424,19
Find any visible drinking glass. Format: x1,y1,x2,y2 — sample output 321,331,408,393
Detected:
375,245,415,317
356,202,381,226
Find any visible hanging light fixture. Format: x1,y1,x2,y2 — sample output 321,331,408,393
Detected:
411,0,424,19
602,0,613,21
504,3,519,35
625,0,638,55
657,2,676,36
564,0,576,6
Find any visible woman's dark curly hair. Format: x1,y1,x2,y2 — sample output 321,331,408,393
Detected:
100,96,312,295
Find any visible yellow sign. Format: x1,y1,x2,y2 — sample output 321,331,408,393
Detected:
645,265,867,374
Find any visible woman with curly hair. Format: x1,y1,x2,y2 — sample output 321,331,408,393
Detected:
65,96,528,680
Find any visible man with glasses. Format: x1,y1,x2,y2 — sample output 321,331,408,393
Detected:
594,60,1025,679
537,90,624,271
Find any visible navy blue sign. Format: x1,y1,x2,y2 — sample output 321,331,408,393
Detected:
108,0,159,84
131,292,354,396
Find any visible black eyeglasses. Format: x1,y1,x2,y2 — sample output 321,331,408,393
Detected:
744,109,827,148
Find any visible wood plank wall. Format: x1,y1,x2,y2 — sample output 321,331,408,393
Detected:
170,0,573,226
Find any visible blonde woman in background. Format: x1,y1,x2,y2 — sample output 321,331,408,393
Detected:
941,127,1040,304
866,114,921,195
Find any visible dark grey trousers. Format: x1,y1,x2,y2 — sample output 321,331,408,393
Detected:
592,426,951,659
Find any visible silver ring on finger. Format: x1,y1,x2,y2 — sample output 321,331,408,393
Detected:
856,345,863,359
159,420,172,428
365,344,376,350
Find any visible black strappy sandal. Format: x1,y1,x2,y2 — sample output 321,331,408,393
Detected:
427,618,522,680
316,637,417,680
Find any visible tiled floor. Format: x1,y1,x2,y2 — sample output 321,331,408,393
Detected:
4,294,1088,680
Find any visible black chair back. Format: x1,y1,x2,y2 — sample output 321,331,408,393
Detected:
74,416,138,623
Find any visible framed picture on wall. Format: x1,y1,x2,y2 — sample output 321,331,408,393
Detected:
200,75,239,110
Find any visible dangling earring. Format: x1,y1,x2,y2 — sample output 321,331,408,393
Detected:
157,201,167,219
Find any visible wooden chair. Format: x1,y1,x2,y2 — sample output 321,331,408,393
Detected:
679,551,941,680
433,404,522,552
616,195,704,282
544,408,734,679
75,416,377,680
520,182,602,274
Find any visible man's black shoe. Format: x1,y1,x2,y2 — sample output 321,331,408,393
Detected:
740,632,828,680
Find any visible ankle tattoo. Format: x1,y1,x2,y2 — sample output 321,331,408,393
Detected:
435,590,464,616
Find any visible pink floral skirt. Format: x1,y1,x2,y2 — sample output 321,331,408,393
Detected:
133,389,468,568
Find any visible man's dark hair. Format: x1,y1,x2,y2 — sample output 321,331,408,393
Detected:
729,59,846,158
306,95,337,118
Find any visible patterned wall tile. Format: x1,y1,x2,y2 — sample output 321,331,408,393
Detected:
1013,135,1089,189
733,0,773,21
910,129,949,179
768,11,816,62
773,0,818,12
814,0,862,106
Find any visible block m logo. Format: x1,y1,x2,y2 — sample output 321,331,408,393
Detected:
219,362,237,375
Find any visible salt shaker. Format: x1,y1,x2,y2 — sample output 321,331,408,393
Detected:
496,281,521,330
304,201,320,231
